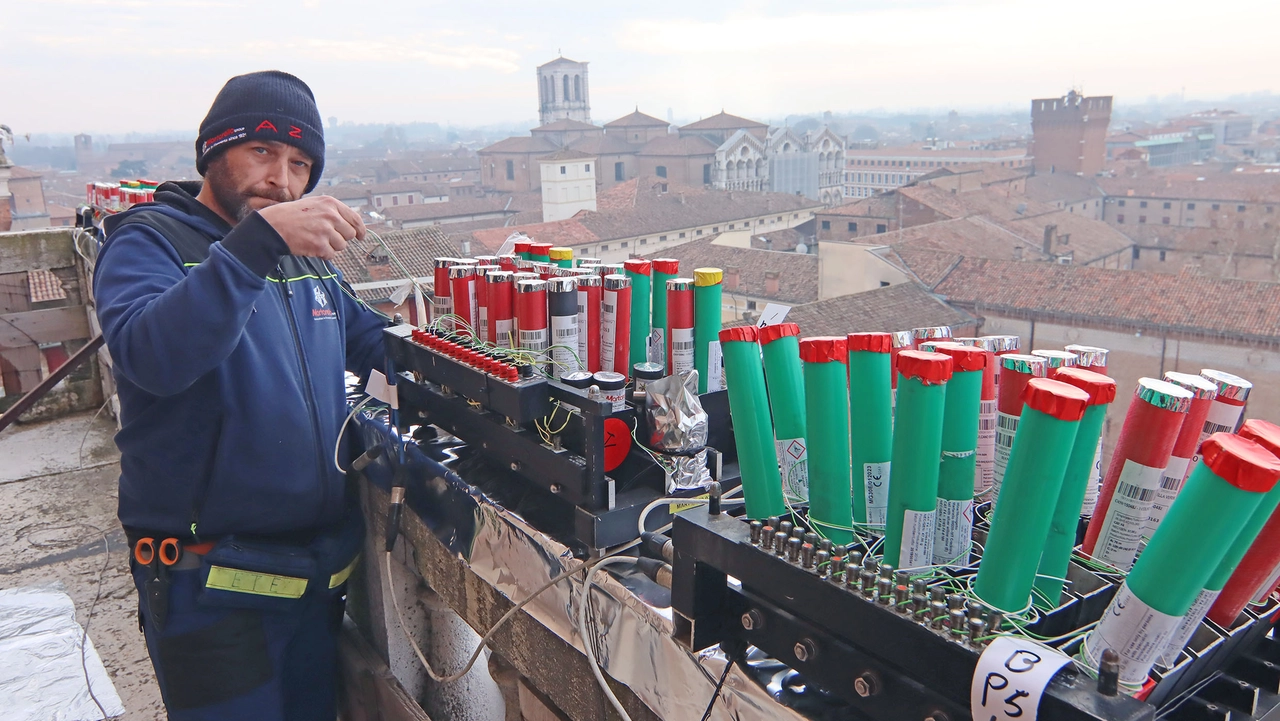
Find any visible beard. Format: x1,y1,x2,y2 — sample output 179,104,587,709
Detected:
204,155,295,222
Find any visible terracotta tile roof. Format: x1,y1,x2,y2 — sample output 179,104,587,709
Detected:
366,180,449,196
679,112,768,131
567,134,642,155
781,283,975,337
604,110,669,128
317,184,372,201
27,269,67,303
635,135,719,157
1120,224,1280,257
886,248,967,288
660,237,819,304
889,217,1046,262
331,225,457,289
533,119,601,132
1023,174,1105,204
995,211,1133,264
477,136,560,155
462,218,598,255
381,196,521,223
751,227,807,251
1097,174,1280,203
9,167,44,179
931,257,1280,343
821,195,899,218
46,203,76,220
538,148,597,162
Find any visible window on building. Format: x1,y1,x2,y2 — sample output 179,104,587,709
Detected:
1159,250,1167,261
777,216,783,222
505,160,514,181
696,229,703,236
1116,214,1124,223
1132,246,1141,260
1118,200,1125,207
601,244,609,251
880,280,891,287
1139,216,1147,224
1140,201,1148,208
821,220,831,230
728,224,735,229
560,166,566,175
746,300,757,311
392,196,399,206
1212,203,1220,211
703,164,711,185
656,165,667,178
1162,217,1170,224
376,197,382,207
659,235,667,241
1187,203,1196,210
793,214,798,219
848,222,857,232
1163,202,1171,209
876,223,887,233
679,232,686,238
621,241,628,248
713,227,719,232
408,196,414,204
639,238,646,245
1238,205,1246,212
614,162,625,181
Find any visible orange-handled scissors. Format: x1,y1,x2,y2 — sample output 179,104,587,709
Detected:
134,537,182,567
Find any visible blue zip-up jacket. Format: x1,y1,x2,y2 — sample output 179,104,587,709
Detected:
94,181,386,538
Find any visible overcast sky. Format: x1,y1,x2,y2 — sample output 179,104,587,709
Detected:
5,0,1278,136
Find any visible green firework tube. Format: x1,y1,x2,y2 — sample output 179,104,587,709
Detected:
847,333,893,529
762,323,808,501
650,259,679,364
1083,434,1280,685
624,259,653,370
974,378,1089,613
694,268,724,394
932,344,986,568
719,326,786,519
549,247,574,268
1034,368,1117,608
884,350,953,569
801,336,854,545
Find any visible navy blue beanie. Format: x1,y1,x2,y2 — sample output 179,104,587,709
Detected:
195,71,325,193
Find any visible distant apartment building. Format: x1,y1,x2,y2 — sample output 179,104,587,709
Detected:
842,142,1028,199
1030,91,1111,175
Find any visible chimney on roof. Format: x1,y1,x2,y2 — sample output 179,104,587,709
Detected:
1013,246,1024,261
765,271,780,296
678,192,685,204
1042,224,1057,255
725,266,741,291
461,239,472,256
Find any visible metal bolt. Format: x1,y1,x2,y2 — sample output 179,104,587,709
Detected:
778,520,794,537
803,532,819,547
749,521,763,545
549,483,563,494
877,577,893,605
815,550,831,578
761,526,775,550
860,569,877,597
847,550,863,569
741,609,764,631
794,638,818,663
801,542,816,569
774,532,789,556
787,537,803,563
509,461,521,471
879,563,895,581
854,671,879,697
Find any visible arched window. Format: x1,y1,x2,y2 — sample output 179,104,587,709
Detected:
563,75,570,103
574,75,581,101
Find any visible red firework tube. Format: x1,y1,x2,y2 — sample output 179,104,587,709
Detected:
600,263,625,278
1201,369,1253,438
981,335,1020,387
449,265,478,338
513,239,532,259
530,242,554,262
911,326,952,349
515,279,549,371
1031,350,1078,376
487,271,515,347
889,330,914,390
576,273,602,372
992,354,1048,500
1083,378,1194,571
433,257,459,326
601,275,632,378
1147,371,1219,535
497,254,520,272
474,265,500,345
1065,344,1108,373
955,337,999,496
666,278,695,377
1210,419,1280,624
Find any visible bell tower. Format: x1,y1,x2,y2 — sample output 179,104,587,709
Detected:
537,56,591,126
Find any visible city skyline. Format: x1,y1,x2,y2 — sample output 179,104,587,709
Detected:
4,0,1279,135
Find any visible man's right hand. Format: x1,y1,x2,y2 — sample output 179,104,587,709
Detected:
258,196,367,261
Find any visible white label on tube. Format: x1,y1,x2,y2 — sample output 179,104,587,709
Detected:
1085,580,1184,685
1146,455,1192,537
576,289,589,366
933,498,973,567
1081,436,1103,518
648,328,664,365
478,307,488,344
707,340,724,392
1093,459,1165,571
550,314,579,378
434,296,454,327
862,462,890,528
1253,562,1280,605
992,411,1020,500
519,328,547,354
976,399,997,495
1202,401,1244,438
493,318,513,349
971,635,1072,721
464,281,477,332
671,327,695,375
898,508,935,570
1160,587,1219,667
777,438,809,501
601,289,619,372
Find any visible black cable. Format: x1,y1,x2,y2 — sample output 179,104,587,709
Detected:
700,657,734,721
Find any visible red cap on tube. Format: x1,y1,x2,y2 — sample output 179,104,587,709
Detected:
652,258,680,274
720,326,760,343
799,336,847,364
1053,367,1118,406
530,242,554,257
936,344,986,372
513,240,532,255
623,259,652,275
1201,433,1280,493
1240,419,1280,459
760,322,800,345
1021,378,1090,422
847,332,892,354
896,350,953,385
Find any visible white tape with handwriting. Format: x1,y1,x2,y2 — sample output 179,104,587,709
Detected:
971,635,1072,721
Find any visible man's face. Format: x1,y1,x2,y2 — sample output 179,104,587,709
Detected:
204,140,313,222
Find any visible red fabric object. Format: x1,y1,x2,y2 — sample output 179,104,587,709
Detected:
652,258,680,274
895,349,953,385
623,259,651,275
719,326,760,343
1053,368,1118,406
759,322,801,346
530,242,554,256
1202,433,1280,493
847,332,892,354
799,336,848,364
513,240,531,255
1020,378,1090,422
936,344,986,372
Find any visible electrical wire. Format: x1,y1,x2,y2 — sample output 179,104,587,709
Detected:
699,657,734,721
576,554,639,721
334,396,377,473
79,525,110,720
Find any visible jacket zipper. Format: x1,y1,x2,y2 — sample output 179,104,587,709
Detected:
276,265,331,522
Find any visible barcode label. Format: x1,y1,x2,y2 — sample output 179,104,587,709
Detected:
1204,422,1234,435
493,319,513,348
554,326,577,340
1201,401,1244,442
1158,475,1184,491
519,328,547,353
672,340,694,351
603,302,615,314
670,327,694,375
1116,482,1156,502
1093,458,1165,571
975,399,996,494
1146,455,1190,536
991,411,1019,500
979,416,997,431
550,315,579,378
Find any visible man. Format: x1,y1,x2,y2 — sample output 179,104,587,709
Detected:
94,71,386,720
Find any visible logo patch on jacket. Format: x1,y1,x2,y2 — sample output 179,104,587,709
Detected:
312,286,336,319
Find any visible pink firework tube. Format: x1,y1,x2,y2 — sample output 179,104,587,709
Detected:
1083,379,1193,571
449,265,478,338
1211,420,1280,625
954,337,998,496
911,326,952,349
601,275,632,379
666,278,696,378
486,271,515,347
992,354,1048,502
515,279,549,372
433,257,459,327
1065,344,1110,517
473,265,500,345
1146,372,1218,536
575,272,602,372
